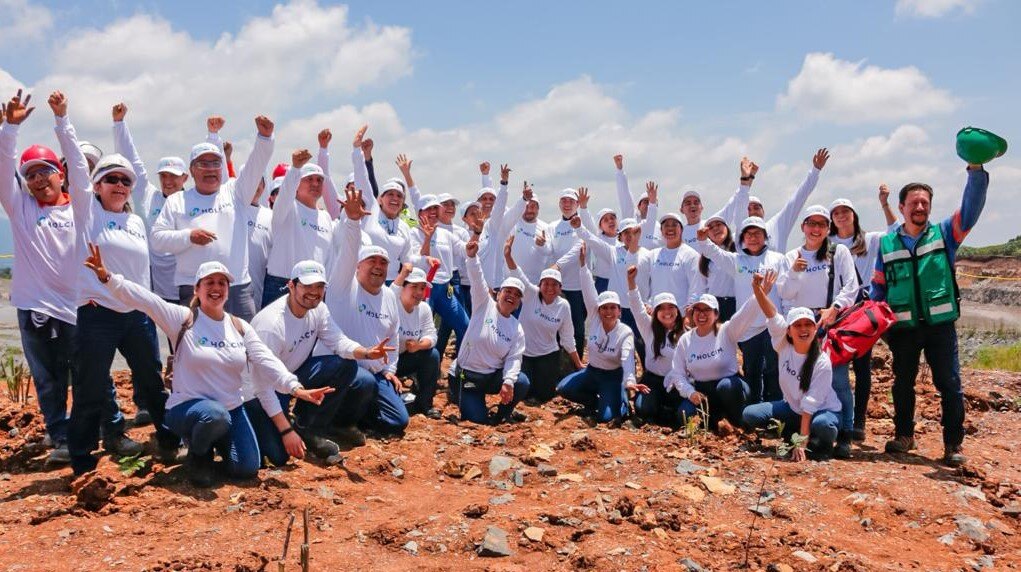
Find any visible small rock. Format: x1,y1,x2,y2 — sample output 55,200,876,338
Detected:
442,460,466,478
402,541,418,555
955,515,990,543
652,527,668,540
969,555,996,570
537,464,558,477
102,525,113,533
556,542,577,556
698,475,735,495
7,428,18,438
523,526,544,542
674,460,707,475
955,485,987,504
675,484,706,503
489,493,515,506
679,557,707,571
570,432,595,451
749,505,772,518
511,469,529,487
391,468,404,479
318,486,334,500
624,482,642,490
464,466,482,481
478,526,512,557
556,473,584,483
937,532,956,546
463,503,488,518
792,550,817,563
767,564,794,572
1001,505,1021,518
607,547,628,556
607,509,623,525
526,443,555,463
489,455,517,477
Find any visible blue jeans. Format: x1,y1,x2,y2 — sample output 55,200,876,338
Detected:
742,400,840,448
243,397,289,467
831,363,854,433
619,308,645,367
459,285,473,318
396,348,441,413
357,368,410,434
634,372,674,423
429,281,469,356
17,310,76,444
887,321,964,447
716,296,737,322
562,290,587,355
739,329,780,404
69,305,178,473
179,282,257,322
456,369,529,425
594,276,609,294
166,399,260,479
852,348,872,430
522,351,565,402
261,274,289,309
557,365,627,422
678,376,750,428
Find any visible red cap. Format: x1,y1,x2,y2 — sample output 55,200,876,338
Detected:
272,162,288,179
19,145,62,177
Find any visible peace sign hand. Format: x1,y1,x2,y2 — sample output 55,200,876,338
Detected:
2,89,34,125
84,243,111,283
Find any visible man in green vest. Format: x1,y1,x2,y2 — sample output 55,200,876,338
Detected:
870,162,989,467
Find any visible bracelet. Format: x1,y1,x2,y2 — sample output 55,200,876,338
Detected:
99,273,111,284
280,427,294,437
740,175,755,181
499,180,508,186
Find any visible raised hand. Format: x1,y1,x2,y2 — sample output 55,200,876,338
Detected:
83,243,110,283
479,162,490,176
112,103,128,122
47,91,67,117
740,156,759,179
255,115,274,138
752,270,778,295
361,138,373,160
419,216,436,238
318,128,332,149
792,252,807,273
499,163,511,183
340,187,371,221
878,183,890,205
465,236,480,258
398,262,413,280
577,187,590,209
569,214,581,229
613,154,624,170
626,265,638,290
223,141,233,163
207,115,225,133
813,148,830,170
2,89,35,125
522,181,533,203
366,337,396,362
696,226,710,242
395,153,413,182
535,229,547,248
646,181,658,205
352,124,368,149
292,148,312,168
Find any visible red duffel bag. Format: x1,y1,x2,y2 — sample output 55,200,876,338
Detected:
821,301,897,366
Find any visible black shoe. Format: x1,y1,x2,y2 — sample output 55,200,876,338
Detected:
133,408,153,427
104,434,145,457
186,451,215,488
157,443,183,465
299,431,340,459
941,445,967,467
331,426,367,447
851,427,866,442
47,441,70,465
808,438,833,461
834,431,853,460
423,408,443,420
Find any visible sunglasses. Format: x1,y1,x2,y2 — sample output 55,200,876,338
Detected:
24,166,59,181
102,175,133,187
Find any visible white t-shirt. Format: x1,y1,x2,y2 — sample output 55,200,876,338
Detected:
409,225,465,285
665,298,760,397
509,217,552,284
247,204,273,305
389,283,439,353
456,256,526,386
766,314,842,415
508,266,575,358
549,217,583,290
780,244,859,310
579,266,636,385
626,288,676,377
636,242,704,304
265,167,334,277
577,224,646,303
830,231,885,296
76,200,151,312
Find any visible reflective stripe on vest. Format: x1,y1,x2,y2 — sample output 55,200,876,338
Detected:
879,224,959,329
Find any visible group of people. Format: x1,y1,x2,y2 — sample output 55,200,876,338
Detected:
0,88,990,487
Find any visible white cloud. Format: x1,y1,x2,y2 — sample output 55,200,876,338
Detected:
777,52,957,124
0,0,53,45
895,0,976,18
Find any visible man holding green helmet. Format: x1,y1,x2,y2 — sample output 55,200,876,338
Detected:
870,127,1005,468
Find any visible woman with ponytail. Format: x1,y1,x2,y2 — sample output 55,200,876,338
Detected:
743,271,842,461
698,215,738,320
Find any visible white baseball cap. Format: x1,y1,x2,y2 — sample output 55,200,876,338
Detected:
617,218,640,235
270,176,285,192
596,208,615,222
597,291,621,308
476,187,496,201
156,156,186,176
299,164,324,180
785,307,817,326
290,260,327,285
739,216,768,234
681,189,702,202
829,198,855,213
659,212,683,225
195,261,234,284
461,201,482,218
691,294,719,312
539,268,562,284
381,180,405,197
417,194,442,211
652,292,679,309
78,141,104,166
437,193,460,205
189,142,224,164
559,188,579,201
403,267,429,285
90,154,136,185
358,245,389,263
499,276,525,294
802,204,830,223
704,215,727,227
748,196,763,206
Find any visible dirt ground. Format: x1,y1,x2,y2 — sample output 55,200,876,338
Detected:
0,344,1019,572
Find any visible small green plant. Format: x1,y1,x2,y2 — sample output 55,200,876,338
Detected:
118,454,151,477
768,417,808,458
680,399,711,440
0,353,31,404
972,342,1021,372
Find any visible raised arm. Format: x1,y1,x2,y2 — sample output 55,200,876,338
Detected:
694,227,738,276
317,129,342,219
232,116,275,207
712,157,757,229
396,154,423,212
504,236,539,298
350,126,379,214
723,296,763,344
626,285,654,341
465,243,492,313
0,90,32,214
111,104,154,204
578,250,599,316
768,149,827,245
614,154,636,220
273,149,307,227
941,165,990,254
49,94,93,229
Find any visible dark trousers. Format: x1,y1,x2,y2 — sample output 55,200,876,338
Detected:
458,284,473,318
261,274,289,309
429,281,469,356
563,289,587,355
17,310,76,444
456,369,529,425
594,276,609,294
396,348,441,413
69,305,177,473
557,365,627,422
887,322,964,447
851,348,873,430
739,329,780,403
716,296,737,322
619,307,645,367
522,350,565,402
166,399,259,479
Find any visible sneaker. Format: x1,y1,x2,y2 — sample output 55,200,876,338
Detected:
104,434,145,457
133,408,153,427
156,443,184,465
834,431,853,460
299,432,340,459
331,426,367,448
424,408,443,420
509,410,528,423
185,451,214,488
851,427,867,442
884,435,916,454
47,442,71,465
941,445,967,467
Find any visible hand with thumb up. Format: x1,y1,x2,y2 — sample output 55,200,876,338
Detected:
792,251,808,272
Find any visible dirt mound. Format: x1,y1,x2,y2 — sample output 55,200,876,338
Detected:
0,352,1018,570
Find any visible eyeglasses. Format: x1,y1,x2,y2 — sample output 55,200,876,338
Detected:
192,159,222,170
803,220,829,229
24,166,59,181
102,175,133,187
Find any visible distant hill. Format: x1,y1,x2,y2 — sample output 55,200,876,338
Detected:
0,217,11,269
959,235,1021,258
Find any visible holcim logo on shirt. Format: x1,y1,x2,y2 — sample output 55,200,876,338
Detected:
188,204,230,217
197,336,245,349
247,219,269,231
104,220,146,240
149,207,161,218
783,359,798,378
36,216,73,229
357,303,388,320
287,329,317,353
301,219,329,233
690,348,724,362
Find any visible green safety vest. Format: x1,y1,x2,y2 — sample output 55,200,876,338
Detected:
879,224,959,329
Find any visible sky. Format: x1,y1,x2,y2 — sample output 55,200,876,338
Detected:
1,0,1019,247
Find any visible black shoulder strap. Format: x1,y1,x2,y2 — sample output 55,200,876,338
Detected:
173,307,199,353
826,244,838,308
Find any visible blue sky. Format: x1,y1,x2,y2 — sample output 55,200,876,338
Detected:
2,0,1019,246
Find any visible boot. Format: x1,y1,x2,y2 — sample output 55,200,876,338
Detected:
834,430,853,459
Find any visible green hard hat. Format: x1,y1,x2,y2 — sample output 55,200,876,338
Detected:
956,127,1008,165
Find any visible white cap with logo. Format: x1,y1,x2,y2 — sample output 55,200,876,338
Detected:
403,267,430,285
156,156,186,176
189,142,224,164
597,291,621,307
290,260,328,285
195,261,234,284
785,306,817,326
358,245,389,263
539,268,562,284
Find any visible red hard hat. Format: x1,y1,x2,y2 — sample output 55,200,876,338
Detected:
272,162,288,179
19,145,63,177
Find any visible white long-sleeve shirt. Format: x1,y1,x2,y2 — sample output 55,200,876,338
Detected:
579,265,636,385
0,121,81,324
830,231,885,296
248,294,360,416
456,255,526,386
389,283,438,353
104,273,299,411
664,298,759,397
247,204,273,305
635,242,704,304
321,218,400,374
764,168,820,253
577,222,646,304
616,168,661,248
508,211,552,283
151,134,274,286
265,166,334,277
410,225,465,284
695,239,790,342
767,314,842,415
508,266,575,358
779,244,858,310
349,147,418,282
680,185,751,246
315,146,343,221
625,288,675,377
701,257,735,298
549,217,584,290
449,223,473,285
113,119,178,300
478,178,514,285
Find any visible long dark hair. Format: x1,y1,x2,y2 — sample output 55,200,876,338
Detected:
700,225,735,276
813,236,831,262
651,305,684,360
786,333,821,392
829,211,867,257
